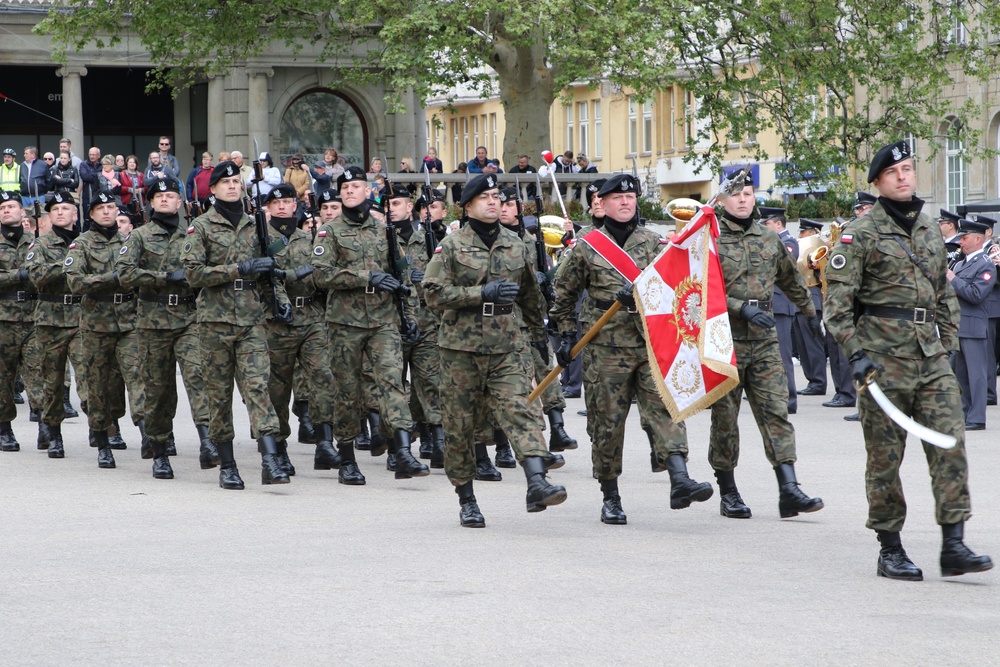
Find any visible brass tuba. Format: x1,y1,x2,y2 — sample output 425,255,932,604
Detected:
796,220,842,294
539,215,568,262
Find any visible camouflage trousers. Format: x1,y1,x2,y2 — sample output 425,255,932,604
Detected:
583,343,688,480
709,337,797,471
36,325,83,427
328,323,411,442
362,359,379,412
403,324,442,426
267,321,335,441
439,347,547,487
140,325,210,446
0,321,42,422
199,321,280,442
78,329,144,431
292,363,309,404
860,351,971,532
523,329,566,414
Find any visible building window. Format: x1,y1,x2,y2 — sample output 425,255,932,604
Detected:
642,100,653,153
278,90,365,168
490,113,497,158
566,103,574,152
577,102,589,157
946,122,966,209
472,116,479,152
628,96,637,155
729,92,742,147
594,100,602,159
462,118,469,162
668,88,676,150
451,119,458,170
903,131,916,157
947,1,966,45
425,121,431,154
685,91,695,144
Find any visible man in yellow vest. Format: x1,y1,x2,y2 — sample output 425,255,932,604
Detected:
1,149,21,194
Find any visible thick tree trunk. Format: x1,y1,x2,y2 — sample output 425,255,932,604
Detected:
491,32,557,170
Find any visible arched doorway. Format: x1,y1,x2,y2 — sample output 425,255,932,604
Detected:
278,89,367,169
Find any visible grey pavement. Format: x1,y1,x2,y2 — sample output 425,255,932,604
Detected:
2,363,998,666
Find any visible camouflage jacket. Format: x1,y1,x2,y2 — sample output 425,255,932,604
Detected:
824,200,959,360
717,215,815,341
117,218,198,330
0,227,36,323
26,232,80,328
550,226,666,348
312,214,413,329
274,228,324,327
66,228,136,333
181,207,288,326
424,223,546,354
400,224,440,332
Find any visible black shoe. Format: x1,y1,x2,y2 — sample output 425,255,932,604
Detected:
964,422,986,431
151,439,174,480
988,399,998,406
577,408,588,416
368,411,387,456
93,431,116,469
875,531,922,580
166,432,177,456
775,463,824,518
108,420,127,450
493,429,516,469
197,425,220,469
822,397,856,408
29,407,40,423
355,418,371,450
139,419,153,459
13,392,24,405
650,449,667,473
63,388,79,418
543,451,565,471
475,442,503,481
665,455,714,509
0,422,19,452
844,412,861,422
429,424,445,469
457,482,485,528
547,409,578,451
417,422,433,459
274,439,295,476
37,423,50,450
47,424,64,458
940,523,994,577
293,400,317,444
599,479,627,525
715,469,751,518
392,430,429,479
338,461,366,485
523,456,568,513
314,423,341,470
259,435,291,485
219,463,245,490
787,406,797,414
797,387,825,396
386,450,397,471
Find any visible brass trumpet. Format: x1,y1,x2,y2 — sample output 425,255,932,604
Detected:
539,214,568,262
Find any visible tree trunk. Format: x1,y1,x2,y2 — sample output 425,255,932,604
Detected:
491,32,557,171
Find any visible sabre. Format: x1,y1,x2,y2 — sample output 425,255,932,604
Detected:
855,374,956,449
540,150,573,239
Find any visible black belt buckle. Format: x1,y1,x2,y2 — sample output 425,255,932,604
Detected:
913,307,928,324
365,286,376,295
626,303,638,314
15,290,25,302
168,294,179,306
113,293,123,305
294,296,306,308
747,299,760,308
62,294,74,305
483,302,495,317
234,279,245,291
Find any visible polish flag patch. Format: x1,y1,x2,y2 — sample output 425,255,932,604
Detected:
187,226,195,234
983,272,993,281
317,230,327,237
68,243,76,249
841,234,853,244
784,243,795,253
434,246,443,253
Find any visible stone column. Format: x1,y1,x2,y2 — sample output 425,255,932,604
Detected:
57,66,87,151
246,67,274,155
207,74,226,157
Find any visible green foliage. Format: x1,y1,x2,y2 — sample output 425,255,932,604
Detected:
761,195,856,220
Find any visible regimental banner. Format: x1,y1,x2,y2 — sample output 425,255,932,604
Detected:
634,205,739,422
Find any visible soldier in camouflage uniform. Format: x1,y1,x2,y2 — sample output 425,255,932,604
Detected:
65,190,145,469
709,172,824,520
26,190,82,458
424,173,567,528
312,166,428,484
181,160,293,490
0,190,41,451
825,140,992,581
118,176,218,479
551,174,712,525
260,185,339,475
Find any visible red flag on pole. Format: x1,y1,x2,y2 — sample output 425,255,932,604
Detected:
634,205,739,422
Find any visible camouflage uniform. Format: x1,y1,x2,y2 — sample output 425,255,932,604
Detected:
423,223,549,486
399,227,442,427
0,226,42,423
824,201,970,532
520,233,565,414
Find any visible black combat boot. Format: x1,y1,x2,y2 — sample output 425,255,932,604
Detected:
475,442,502,481
429,424,445,469
774,463,824,518
37,423,50,450
599,478,627,525
523,456,568,513
93,430,116,469
139,419,153,459
259,435,291,485
643,424,667,472
29,406,40,422
151,438,174,480
355,418,371,451
368,411,388,456
63,387,78,418
293,400,317,444
665,454,714,510
0,421,20,452
543,451,565,471
215,440,244,490
47,424,64,458
715,469,751,518
13,376,24,404
547,409,578,451
456,481,485,528
875,531,922,580
314,423,341,470
393,430,429,480
386,448,397,472
108,419,127,450
337,441,366,485
417,422,433,459
274,439,295,476
196,424,220,469
166,432,177,456
493,428,516,469
940,522,994,577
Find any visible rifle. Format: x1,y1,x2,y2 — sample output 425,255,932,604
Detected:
307,191,319,241
381,156,414,338
252,141,284,321
31,178,40,238
422,169,435,260
521,175,553,307
136,183,148,226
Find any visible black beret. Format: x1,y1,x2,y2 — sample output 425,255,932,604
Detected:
414,189,445,212
726,168,754,190
497,186,518,203
386,184,412,200
867,140,912,183
459,173,500,207
938,209,961,224
46,190,76,211
209,160,241,186
586,179,607,198
318,189,341,204
799,218,824,231
976,214,997,229
854,191,877,207
597,174,640,197
0,190,21,204
957,218,990,236
89,190,116,209
117,206,131,218
147,176,181,197
265,184,297,203
337,166,368,189
758,206,786,222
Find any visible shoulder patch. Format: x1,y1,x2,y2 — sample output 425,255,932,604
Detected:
68,243,76,249
314,246,325,256
28,242,35,250
187,226,195,234
983,272,993,282
182,242,192,253
784,244,795,253
119,245,128,255
840,234,853,244
830,254,847,270
64,256,74,266
434,246,443,254
25,251,34,261
317,230,327,237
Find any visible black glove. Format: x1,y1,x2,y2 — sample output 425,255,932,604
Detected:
237,256,275,277
109,270,119,285
394,282,412,297
481,278,520,304
740,303,775,329
402,319,419,343
545,319,561,339
947,349,959,365
369,271,401,293
555,332,578,368
536,271,549,287
288,265,314,281
531,340,550,365
164,269,186,283
806,314,823,340
616,284,636,310
849,351,883,385
16,269,28,283
409,269,425,284
274,302,293,324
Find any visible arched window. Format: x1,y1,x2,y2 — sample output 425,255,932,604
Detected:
946,119,966,209
279,90,366,169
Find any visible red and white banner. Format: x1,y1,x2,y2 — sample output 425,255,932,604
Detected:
634,206,739,422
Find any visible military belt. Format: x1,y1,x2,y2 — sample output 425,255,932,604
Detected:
861,304,935,324
591,297,638,314
744,299,771,311
462,302,514,316
0,291,38,302
139,293,196,306
293,294,317,308
232,279,257,291
38,294,82,305
86,292,135,304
